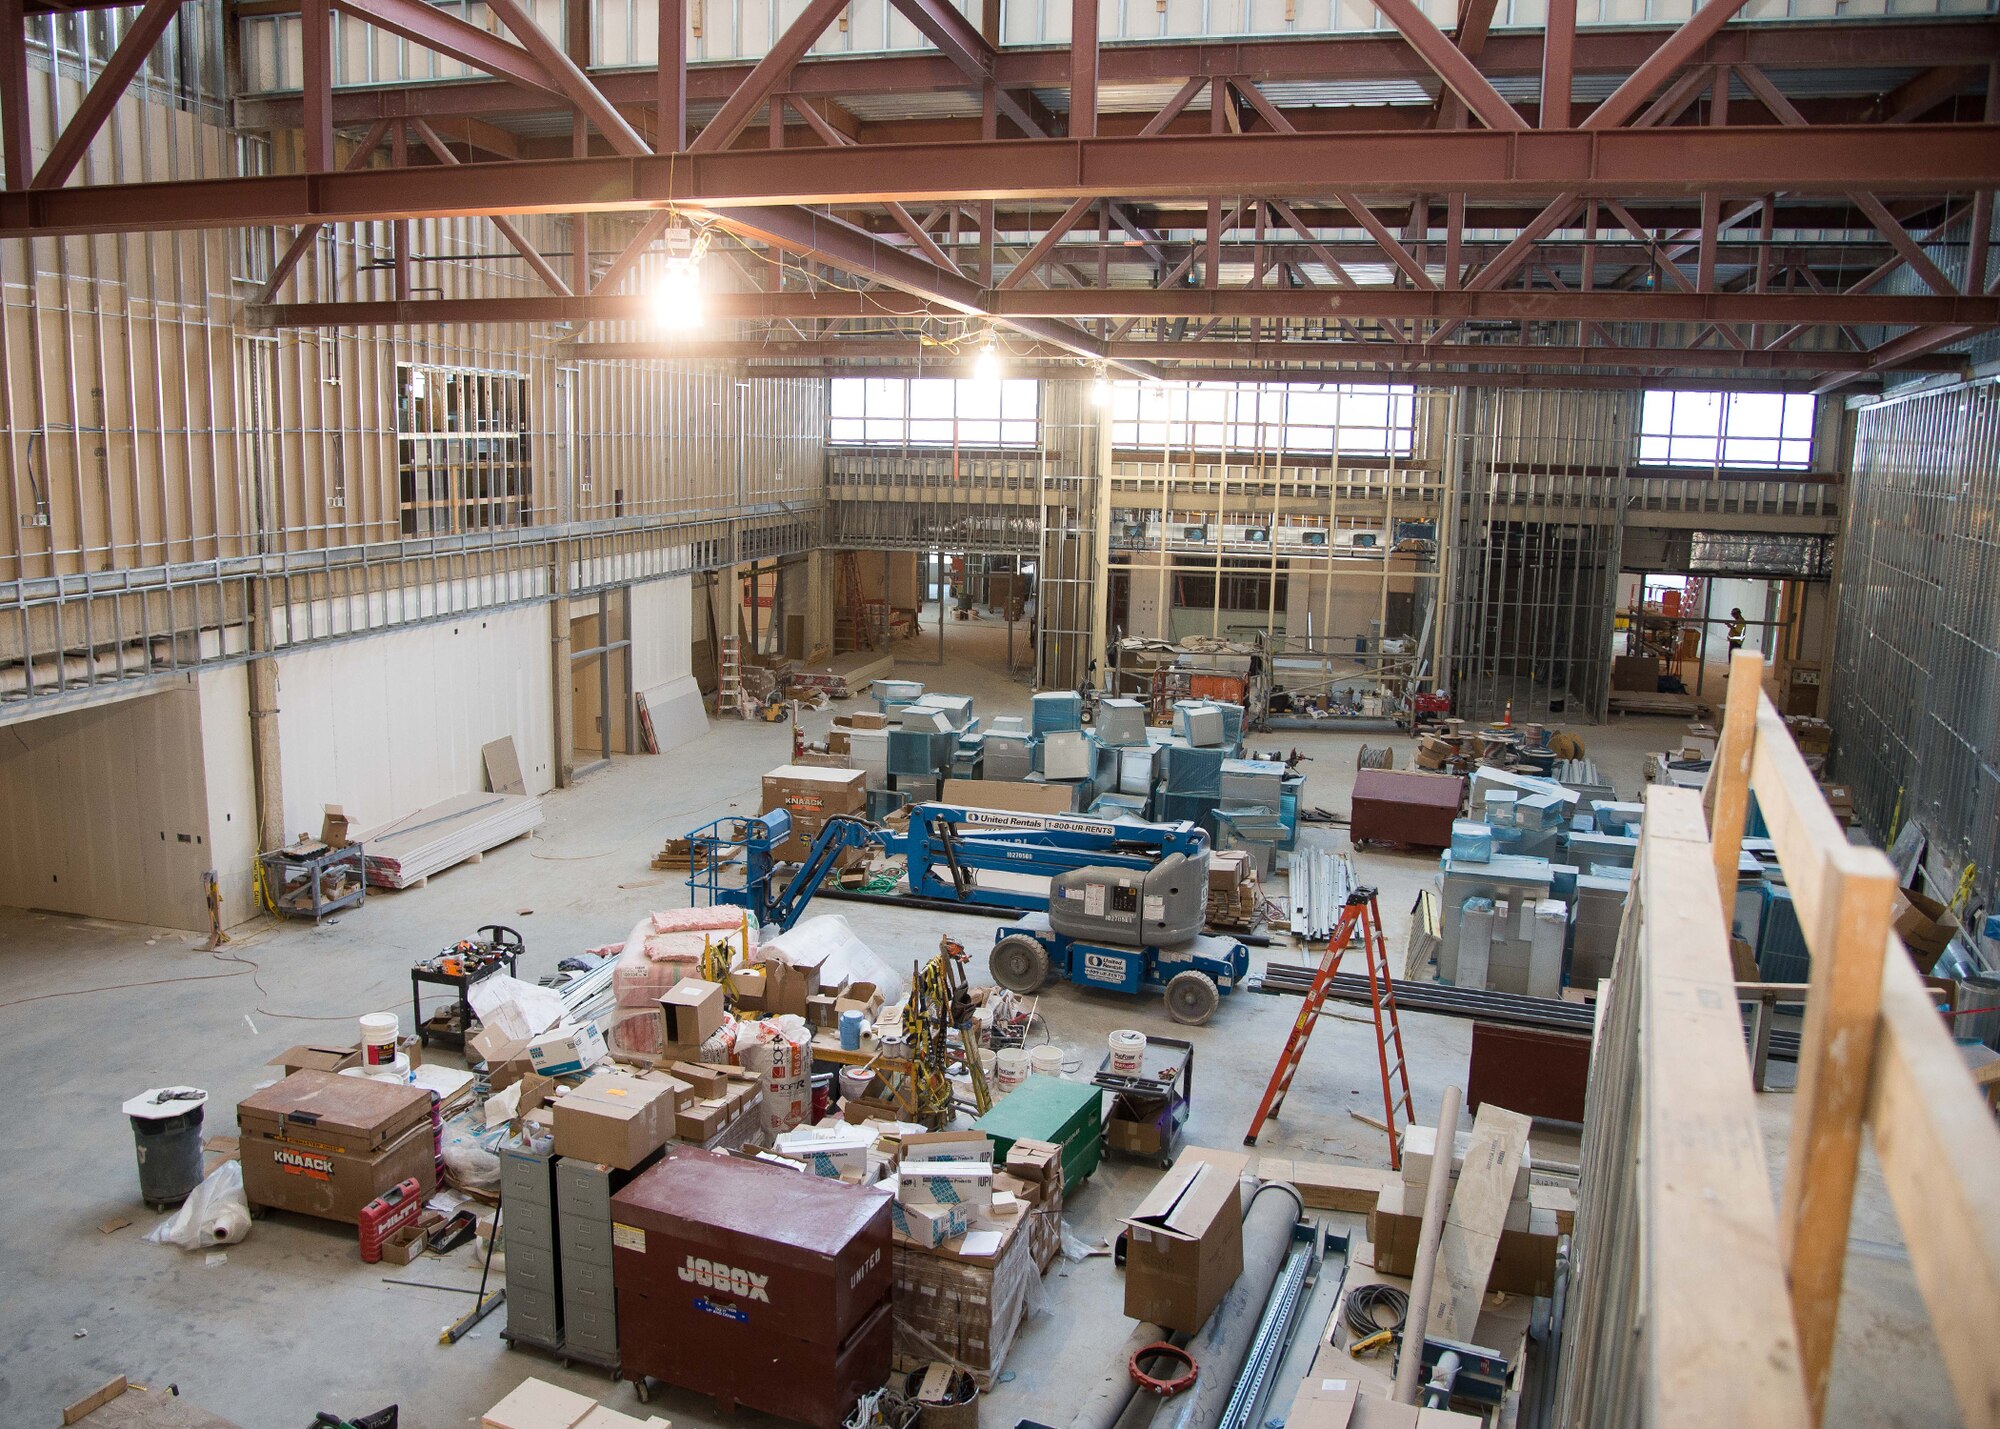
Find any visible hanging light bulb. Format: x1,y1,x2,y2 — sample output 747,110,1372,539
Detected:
652,255,703,330
972,335,1002,385
1090,368,1112,406
651,224,706,331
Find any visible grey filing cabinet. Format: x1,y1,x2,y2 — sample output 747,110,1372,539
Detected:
555,1154,651,1371
498,1141,563,1356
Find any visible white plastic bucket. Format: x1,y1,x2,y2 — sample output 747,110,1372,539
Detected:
1030,1045,1065,1078
1109,1029,1147,1075
977,1048,997,1082
995,1048,1031,1089
359,1013,399,1068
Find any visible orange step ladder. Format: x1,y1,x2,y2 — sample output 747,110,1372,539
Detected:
1243,887,1417,1169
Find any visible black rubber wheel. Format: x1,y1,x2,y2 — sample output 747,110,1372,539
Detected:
634,1379,652,1404
990,934,1052,994
1165,970,1221,1025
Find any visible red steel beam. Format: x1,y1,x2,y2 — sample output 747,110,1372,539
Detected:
32,0,184,187
300,0,332,171
1540,0,1575,129
566,336,1960,373
1583,0,1752,130
409,118,572,294
330,0,563,97
658,0,686,149
1,0,29,189
1071,0,1100,139
12,127,2000,234
256,117,393,302
1368,0,1525,132
693,0,849,153
235,22,2000,129
246,287,2000,326
888,0,1044,137
482,0,650,155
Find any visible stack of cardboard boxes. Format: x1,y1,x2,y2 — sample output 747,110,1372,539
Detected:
886,1132,1051,1388
1206,849,1264,931
1121,1147,1249,1333
1366,1126,1559,1297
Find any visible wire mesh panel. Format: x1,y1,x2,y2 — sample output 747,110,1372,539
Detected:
1831,378,2000,919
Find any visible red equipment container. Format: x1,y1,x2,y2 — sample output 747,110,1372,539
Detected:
357,1176,425,1262
1350,768,1467,850
611,1146,894,1428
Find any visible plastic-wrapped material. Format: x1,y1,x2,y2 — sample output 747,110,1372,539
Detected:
442,1113,504,1191
891,1208,1045,1387
738,1015,814,1134
1451,820,1495,862
614,909,757,1008
145,1160,251,1250
761,914,907,1003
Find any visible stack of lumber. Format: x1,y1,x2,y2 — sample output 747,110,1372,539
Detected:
650,838,739,872
354,792,543,889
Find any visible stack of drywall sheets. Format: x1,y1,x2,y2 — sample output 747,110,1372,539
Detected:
1436,850,1554,985
356,792,543,889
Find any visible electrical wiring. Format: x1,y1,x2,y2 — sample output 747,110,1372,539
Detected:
1342,1282,1410,1342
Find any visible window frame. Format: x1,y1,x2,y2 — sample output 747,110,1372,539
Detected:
1636,389,1816,472
828,376,1041,449
395,363,534,537
1110,380,1418,459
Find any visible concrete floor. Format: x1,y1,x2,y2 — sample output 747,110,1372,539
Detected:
0,611,1950,1428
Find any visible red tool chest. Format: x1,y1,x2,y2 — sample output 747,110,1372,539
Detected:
611,1147,894,1428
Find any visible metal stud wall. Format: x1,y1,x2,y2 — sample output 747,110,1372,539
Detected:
1830,378,2000,927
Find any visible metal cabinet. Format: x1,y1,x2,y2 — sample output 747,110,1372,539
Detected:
498,1142,562,1356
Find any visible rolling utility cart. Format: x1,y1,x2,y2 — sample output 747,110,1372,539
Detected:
1094,1036,1193,1169
410,925,523,1049
260,840,366,922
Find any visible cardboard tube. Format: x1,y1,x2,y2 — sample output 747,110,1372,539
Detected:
1393,1085,1463,1405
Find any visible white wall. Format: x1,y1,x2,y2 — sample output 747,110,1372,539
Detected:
630,575,694,693
0,685,215,929
197,666,262,926
272,606,556,837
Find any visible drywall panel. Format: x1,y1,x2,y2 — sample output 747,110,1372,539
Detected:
273,605,555,835
197,666,262,927
630,574,694,691
0,685,214,929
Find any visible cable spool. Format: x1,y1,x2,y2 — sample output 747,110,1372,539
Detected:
1129,1343,1198,1398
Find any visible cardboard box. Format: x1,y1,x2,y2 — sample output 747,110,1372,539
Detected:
898,1163,994,1208
527,1022,607,1076
836,982,884,1020
1367,1184,1558,1297
1893,887,1962,960
677,1096,732,1142
238,1072,438,1223
382,1224,426,1265
1122,1147,1249,1332
891,1199,970,1248
805,993,842,1031
266,1043,360,1076
658,979,724,1051
670,1061,729,1098
1284,1376,1362,1429
757,958,820,1019
321,804,351,847
901,1131,993,1165
1004,1139,1061,1185
730,965,770,1011
555,1074,683,1168
762,765,868,860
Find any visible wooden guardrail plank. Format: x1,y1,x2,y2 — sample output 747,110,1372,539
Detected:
1637,786,1814,1428
1868,945,2000,1427
1745,687,1897,1422
1705,649,1762,915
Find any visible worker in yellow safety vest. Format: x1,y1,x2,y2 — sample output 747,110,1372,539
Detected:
1727,607,1748,654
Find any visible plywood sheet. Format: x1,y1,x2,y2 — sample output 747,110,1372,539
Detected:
636,676,709,755
1426,1104,1532,1342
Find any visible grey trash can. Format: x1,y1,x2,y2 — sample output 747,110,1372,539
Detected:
124,1087,209,1209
